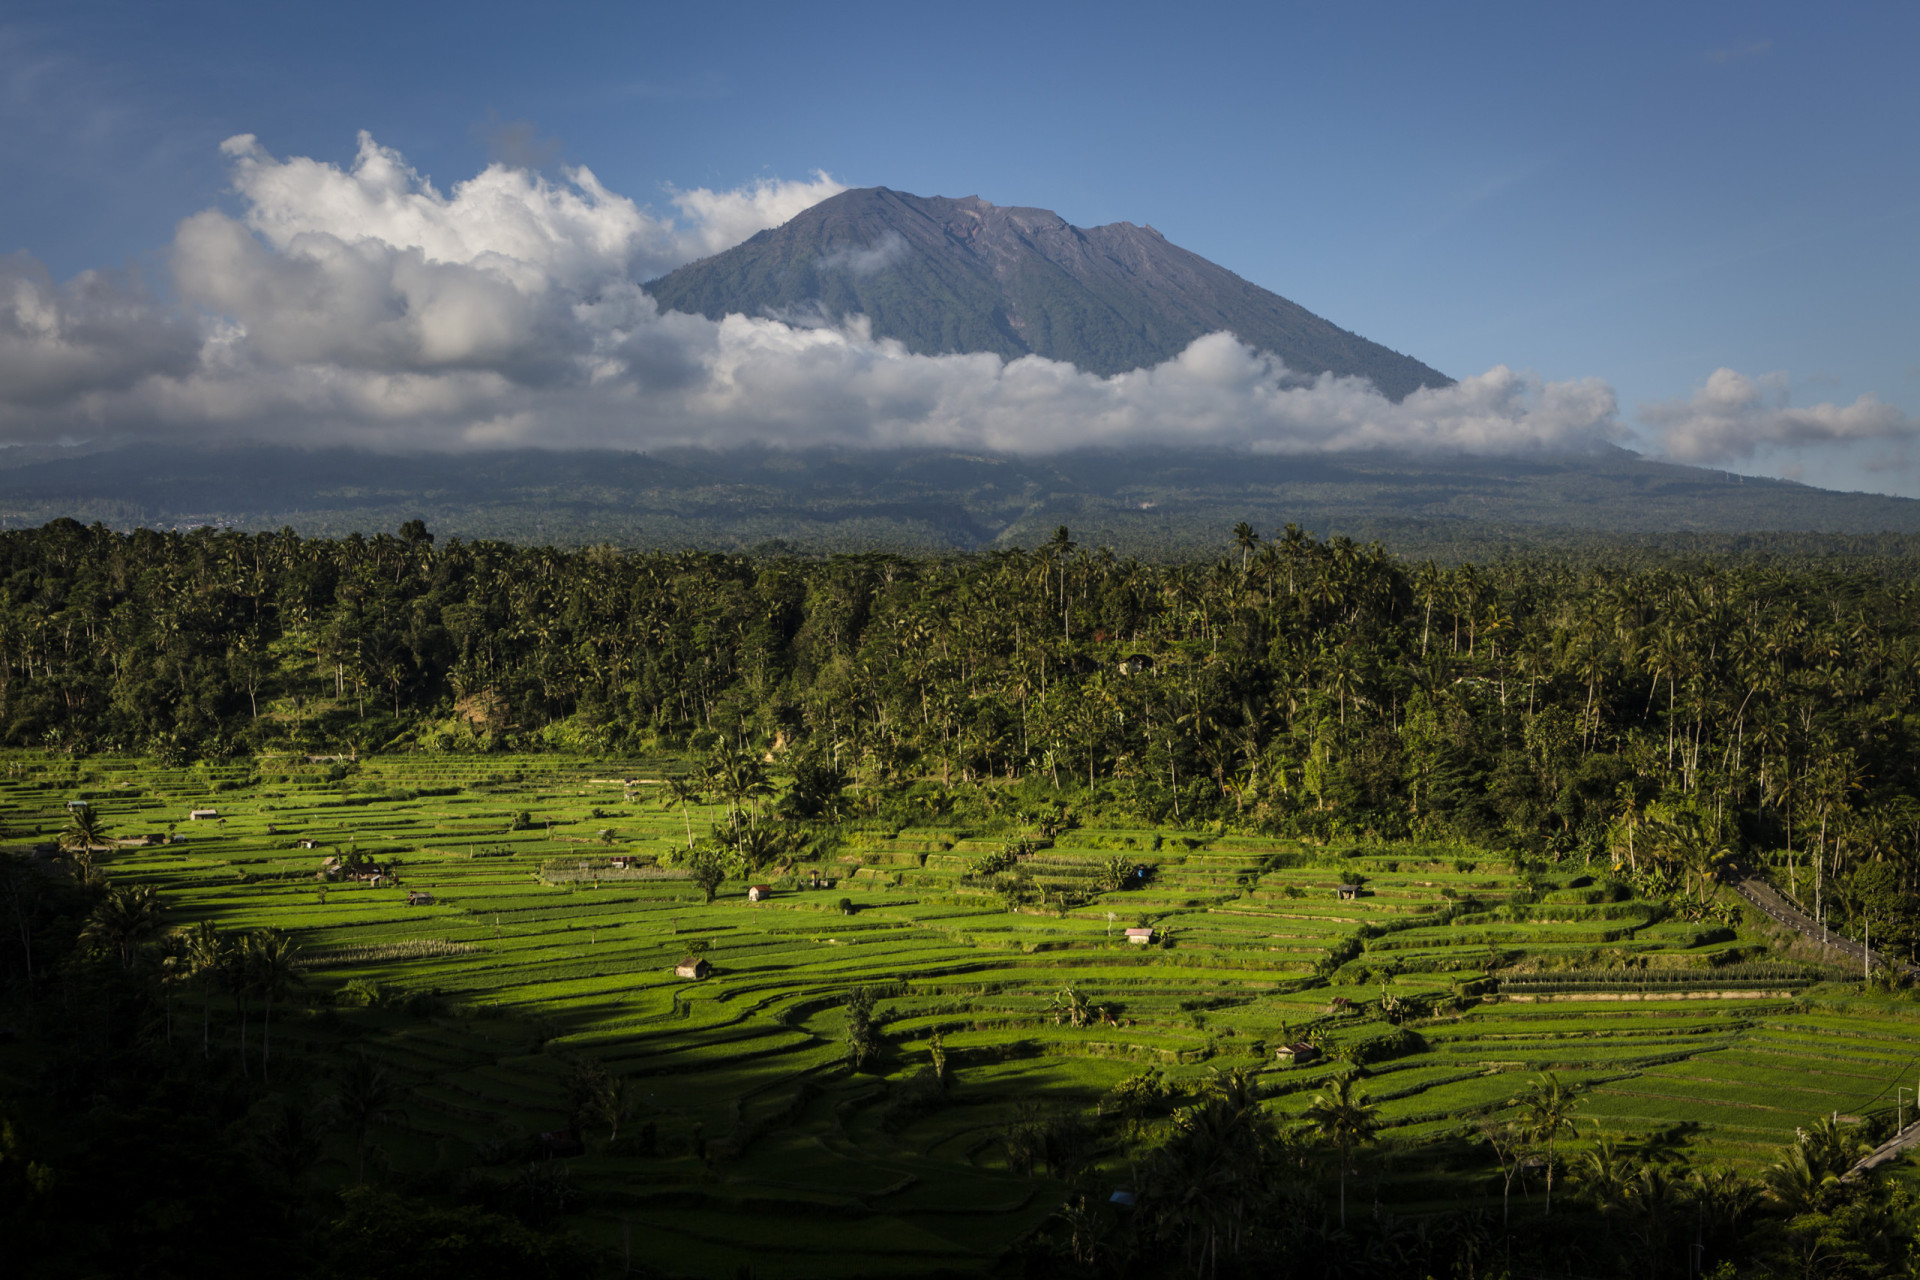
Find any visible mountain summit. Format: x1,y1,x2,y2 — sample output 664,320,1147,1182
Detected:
645,187,1451,400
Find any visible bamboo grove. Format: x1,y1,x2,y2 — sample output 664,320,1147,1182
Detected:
3,516,1919,949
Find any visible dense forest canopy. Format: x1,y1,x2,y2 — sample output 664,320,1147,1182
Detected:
4,515,1917,948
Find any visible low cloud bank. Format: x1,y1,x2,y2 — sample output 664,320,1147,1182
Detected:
1639,368,1920,464
0,132,1891,468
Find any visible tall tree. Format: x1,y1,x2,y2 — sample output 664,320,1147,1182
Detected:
1303,1070,1378,1229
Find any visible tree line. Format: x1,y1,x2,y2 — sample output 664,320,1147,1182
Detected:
2,517,1916,946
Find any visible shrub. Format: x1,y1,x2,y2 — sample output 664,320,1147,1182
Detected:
1337,1027,1426,1066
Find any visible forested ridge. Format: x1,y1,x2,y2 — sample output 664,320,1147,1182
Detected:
5,515,1919,950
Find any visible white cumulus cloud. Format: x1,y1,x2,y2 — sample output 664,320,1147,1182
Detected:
1639,368,1920,463
0,131,1634,456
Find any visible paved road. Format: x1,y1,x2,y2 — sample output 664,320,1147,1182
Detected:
1849,1123,1920,1180
1728,870,1885,975
1728,866,1920,1180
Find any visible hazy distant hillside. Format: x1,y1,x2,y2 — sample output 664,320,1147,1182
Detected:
5,444,1920,565
646,187,1452,400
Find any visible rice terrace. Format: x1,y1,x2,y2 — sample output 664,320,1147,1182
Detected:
7,522,1920,1278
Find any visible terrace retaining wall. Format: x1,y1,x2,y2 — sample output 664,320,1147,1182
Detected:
1502,990,1795,1003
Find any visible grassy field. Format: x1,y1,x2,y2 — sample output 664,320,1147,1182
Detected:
8,751,1920,1276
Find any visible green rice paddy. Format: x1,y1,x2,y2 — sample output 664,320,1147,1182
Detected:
11,750,1920,1276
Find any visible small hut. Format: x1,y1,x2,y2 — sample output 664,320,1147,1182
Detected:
297,838,320,850
747,884,772,903
189,808,219,821
406,890,435,906
1274,1041,1321,1066
674,956,711,980
1335,883,1361,901
1117,653,1156,676
1124,927,1156,945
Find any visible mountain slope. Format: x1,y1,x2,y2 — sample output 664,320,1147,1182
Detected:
6,444,1919,563
645,187,1451,399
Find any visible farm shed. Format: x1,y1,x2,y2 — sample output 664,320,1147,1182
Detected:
1335,884,1361,900
65,800,88,811
1117,653,1156,675
189,809,219,821
406,890,435,906
747,884,772,902
1124,927,1156,945
674,956,711,979
297,839,320,850
1275,1041,1320,1065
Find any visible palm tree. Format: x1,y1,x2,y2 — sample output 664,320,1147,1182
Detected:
245,930,304,1084
1572,1132,1638,1214
730,822,785,877
256,1098,331,1184
184,920,225,1059
58,803,110,856
662,776,702,849
1512,1071,1581,1216
154,928,191,1045
1760,1142,1834,1216
1303,1070,1378,1228
1231,522,1260,573
80,884,165,969
222,936,259,1077
333,1052,407,1184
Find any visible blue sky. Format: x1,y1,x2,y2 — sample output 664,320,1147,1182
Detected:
3,1,1917,492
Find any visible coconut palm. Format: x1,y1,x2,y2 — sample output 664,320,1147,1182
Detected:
333,1051,408,1184
244,929,304,1084
183,920,225,1059
1512,1071,1581,1217
153,928,190,1045
256,1097,331,1184
730,821,786,876
662,776,703,848
1573,1133,1638,1214
79,883,165,969
58,803,110,856
1303,1070,1378,1228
